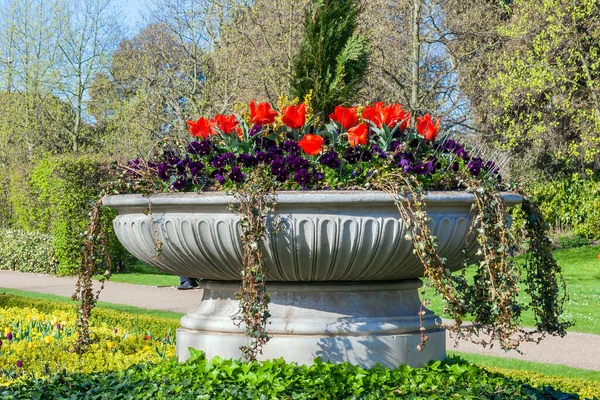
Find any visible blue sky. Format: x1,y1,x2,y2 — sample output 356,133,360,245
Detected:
120,0,144,28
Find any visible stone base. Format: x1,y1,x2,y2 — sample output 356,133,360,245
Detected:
176,280,445,369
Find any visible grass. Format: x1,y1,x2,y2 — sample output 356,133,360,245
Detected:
449,351,600,382
0,288,184,320
95,262,180,286
426,244,600,335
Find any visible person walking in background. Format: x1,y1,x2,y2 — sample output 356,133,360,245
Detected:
177,276,199,290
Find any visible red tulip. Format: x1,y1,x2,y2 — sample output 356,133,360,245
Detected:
187,117,215,139
249,100,278,126
298,134,324,155
362,102,385,128
363,102,410,130
416,114,441,141
382,104,410,130
212,114,239,135
348,123,369,146
329,106,358,130
281,103,306,129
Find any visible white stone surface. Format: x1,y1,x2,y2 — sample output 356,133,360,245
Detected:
177,280,446,368
104,191,522,281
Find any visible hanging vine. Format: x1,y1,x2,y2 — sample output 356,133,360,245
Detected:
229,168,277,360
376,172,571,350
519,197,571,335
72,198,112,354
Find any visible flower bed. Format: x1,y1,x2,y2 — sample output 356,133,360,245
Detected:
0,295,175,386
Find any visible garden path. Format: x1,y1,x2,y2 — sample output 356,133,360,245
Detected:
1,270,599,372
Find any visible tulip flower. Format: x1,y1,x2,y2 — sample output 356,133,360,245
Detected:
281,103,306,129
187,117,215,139
298,134,324,156
416,114,441,141
249,100,278,126
329,106,358,130
382,104,410,130
212,114,239,135
348,124,369,146
363,102,410,130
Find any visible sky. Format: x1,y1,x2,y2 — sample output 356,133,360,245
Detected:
120,0,145,29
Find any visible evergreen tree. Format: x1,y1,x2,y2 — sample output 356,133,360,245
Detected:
290,0,369,115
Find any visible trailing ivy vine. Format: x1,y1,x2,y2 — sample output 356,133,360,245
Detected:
72,198,112,354
376,172,571,351
229,168,277,360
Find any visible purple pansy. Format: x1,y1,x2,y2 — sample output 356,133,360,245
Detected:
294,169,311,187
320,151,340,169
228,166,245,183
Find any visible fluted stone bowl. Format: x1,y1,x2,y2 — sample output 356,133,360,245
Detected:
103,191,522,282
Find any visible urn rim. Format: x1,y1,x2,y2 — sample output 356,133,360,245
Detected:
103,190,522,210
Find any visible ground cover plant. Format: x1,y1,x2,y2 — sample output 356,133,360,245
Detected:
0,350,593,399
89,98,571,360
0,294,176,386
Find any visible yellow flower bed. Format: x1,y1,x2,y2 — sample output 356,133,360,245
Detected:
0,306,175,386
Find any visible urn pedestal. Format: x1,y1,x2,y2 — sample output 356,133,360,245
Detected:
104,191,521,368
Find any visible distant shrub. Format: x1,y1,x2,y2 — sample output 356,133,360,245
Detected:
0,168,10,229
8,156,134,275
0,229,57,274
527,177,600,239
556,234,591,249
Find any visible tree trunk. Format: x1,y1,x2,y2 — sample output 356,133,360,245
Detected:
410,0,421,113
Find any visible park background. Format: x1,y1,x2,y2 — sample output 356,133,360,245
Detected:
0,0,599,398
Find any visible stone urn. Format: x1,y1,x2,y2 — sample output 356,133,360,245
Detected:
103,191,522,368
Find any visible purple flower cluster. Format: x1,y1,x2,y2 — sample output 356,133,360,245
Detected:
344,146,372,164
132,131,502,192
439,139,501,178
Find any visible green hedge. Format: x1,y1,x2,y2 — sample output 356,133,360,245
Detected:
8,155,133,275
0,230,57,274
0,167,10,229
527,177,600,239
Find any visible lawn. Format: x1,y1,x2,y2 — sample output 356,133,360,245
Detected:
97,262,180,287
425,244,600,335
